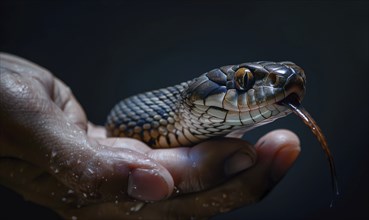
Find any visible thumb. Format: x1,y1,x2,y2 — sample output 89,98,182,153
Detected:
255,129,301,184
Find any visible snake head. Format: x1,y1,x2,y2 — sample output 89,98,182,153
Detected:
185,61,306,125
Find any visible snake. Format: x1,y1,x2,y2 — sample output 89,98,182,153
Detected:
106,61,339,197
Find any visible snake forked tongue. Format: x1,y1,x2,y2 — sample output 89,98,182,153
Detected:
278,93,339,199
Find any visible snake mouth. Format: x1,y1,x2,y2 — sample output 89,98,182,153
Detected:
277,92,302,108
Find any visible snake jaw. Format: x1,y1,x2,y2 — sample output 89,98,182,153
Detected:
183,61,307,132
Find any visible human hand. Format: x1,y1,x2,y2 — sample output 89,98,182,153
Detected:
0,53,300,219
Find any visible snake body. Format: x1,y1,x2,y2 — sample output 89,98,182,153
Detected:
106,61,306,148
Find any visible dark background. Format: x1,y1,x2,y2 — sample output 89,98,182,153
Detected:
0,1,368,219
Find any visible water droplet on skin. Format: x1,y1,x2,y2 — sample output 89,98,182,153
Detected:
87,168,94,174
66,122,71,126
115,200,119,204
54,169,59,174
51,150,57,158
67,190,74,194
130,202,145,212
83,193,87,198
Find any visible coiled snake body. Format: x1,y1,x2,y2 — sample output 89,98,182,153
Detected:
106,61,305,148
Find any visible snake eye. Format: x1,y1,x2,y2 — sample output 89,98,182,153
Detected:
234,67,255,90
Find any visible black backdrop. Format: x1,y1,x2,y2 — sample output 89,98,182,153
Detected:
0,1,368,219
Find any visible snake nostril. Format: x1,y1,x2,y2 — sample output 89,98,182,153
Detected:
267,73,278,86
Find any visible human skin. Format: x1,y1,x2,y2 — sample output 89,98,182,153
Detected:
0,53,300,219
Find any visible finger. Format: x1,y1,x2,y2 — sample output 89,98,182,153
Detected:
91,132,255,196
146,137,256,194
255,129,301,183
81,144,174,202
0,143,175,207
136,129,300,218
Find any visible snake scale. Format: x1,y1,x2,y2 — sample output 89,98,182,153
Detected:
106,61,339,197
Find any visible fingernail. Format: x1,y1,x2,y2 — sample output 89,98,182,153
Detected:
128,169,170,201
271,146,300,182
224,151,254,176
